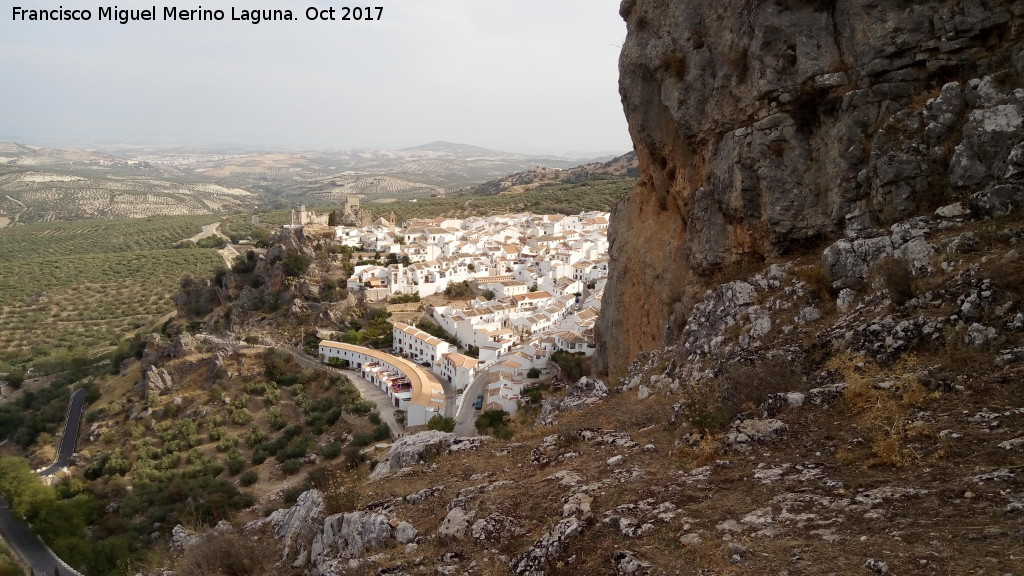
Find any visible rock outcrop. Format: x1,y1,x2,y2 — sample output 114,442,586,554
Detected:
597,0,1024,376
368,431,486,480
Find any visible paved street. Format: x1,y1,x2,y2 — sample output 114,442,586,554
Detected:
339,370,405,437
453,371,486,436
0,387,86,575
38,388,85,477
0,500,81,575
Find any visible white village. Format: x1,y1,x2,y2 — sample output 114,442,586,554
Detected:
298,205,610,428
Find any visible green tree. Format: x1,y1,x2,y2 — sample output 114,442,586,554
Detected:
4,370,24,390
282,249,312,278
427,415,455,432
475,409,513,439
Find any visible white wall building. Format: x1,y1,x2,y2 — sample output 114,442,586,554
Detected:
392,322,452,367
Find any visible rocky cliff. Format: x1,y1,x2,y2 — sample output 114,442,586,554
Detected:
597,0,1024,376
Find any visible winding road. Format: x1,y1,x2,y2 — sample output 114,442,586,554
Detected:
37,388,86,477
0,388,86,576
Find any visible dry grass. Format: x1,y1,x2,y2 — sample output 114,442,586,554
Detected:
795,262,837,307
174,531,287,576
875,256,916,306
827,352,926,466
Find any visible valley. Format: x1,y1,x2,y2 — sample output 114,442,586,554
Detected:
3,1,1024,574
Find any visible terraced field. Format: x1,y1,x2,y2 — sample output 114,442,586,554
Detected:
309,175,446,203
0,171,253,223
0,215,223,372
365,176,636,221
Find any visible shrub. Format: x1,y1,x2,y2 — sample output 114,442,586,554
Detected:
319,442,342,460
389,293,420,304
239,469,259,487
230,407,254,426
217,435,238,452
226,450,246,476
245,427,268,448
552,351,590,381
444,281,472,298
427,415,455,432
877,256,915,306
267,407,285,430
327,357,349,368
721,357,805,414
282,250,312,278
280,459,302,475
346,399,375,415
527,367,541,379
175,530,276,576
282,484,306,504
475,409,513,439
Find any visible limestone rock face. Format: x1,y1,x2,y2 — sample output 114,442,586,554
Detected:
139,365,174,398
597,0,1024,376
310,511,393,562
245,489,325,564
368,430,455,480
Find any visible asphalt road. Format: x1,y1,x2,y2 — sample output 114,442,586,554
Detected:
0,499,80,575
453,371,486,436
0,387,86,575
38,388,86,477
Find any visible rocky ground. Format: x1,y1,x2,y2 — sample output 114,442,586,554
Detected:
158,204,1024,576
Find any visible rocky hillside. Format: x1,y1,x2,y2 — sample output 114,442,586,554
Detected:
82,4,1024,576
163,204,1024,576
473,152,639,196
597,0,1024,377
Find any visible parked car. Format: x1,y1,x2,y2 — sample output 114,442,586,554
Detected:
473,394,484,410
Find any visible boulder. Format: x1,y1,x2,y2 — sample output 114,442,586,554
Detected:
311,511,393,562
245,489,324,564
394,521,418,545
139,366,174,398
368,430,456,480
509,517,584,576
437,507,474,540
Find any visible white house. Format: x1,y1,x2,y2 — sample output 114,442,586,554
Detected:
392,322,452,367
440,352,479,392
317,340,447,425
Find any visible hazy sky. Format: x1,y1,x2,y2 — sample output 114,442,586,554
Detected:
0,1,631,155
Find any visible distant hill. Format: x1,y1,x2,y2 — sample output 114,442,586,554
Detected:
472,150,638,195
0,140,630,223
361,152,638,222
399,141,507,156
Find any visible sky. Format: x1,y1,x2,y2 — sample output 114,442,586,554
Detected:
0,1,631,156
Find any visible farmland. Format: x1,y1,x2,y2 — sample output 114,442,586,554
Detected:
0,215,223,373
363,175,635,222
0,170,253,224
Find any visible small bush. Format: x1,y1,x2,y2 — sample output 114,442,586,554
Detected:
427,415,455,432
280,459,302,476
239,469,259,487
475,409,513,439
175,530,277,576
319,442,342,460
282,484,307,504
876,256,915,306
226,451,246,476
